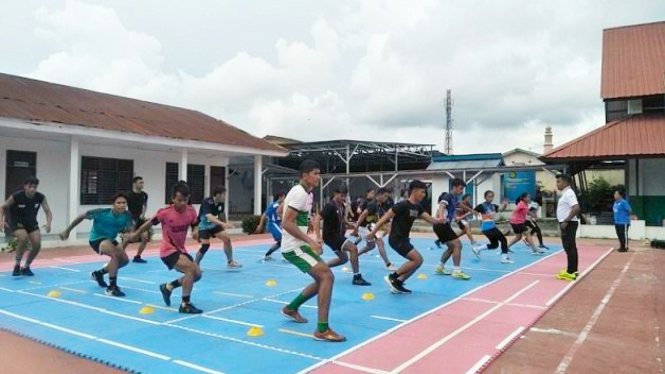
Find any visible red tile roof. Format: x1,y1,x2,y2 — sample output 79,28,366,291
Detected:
540,115,665,161
0,73,285,154
601,21,665,100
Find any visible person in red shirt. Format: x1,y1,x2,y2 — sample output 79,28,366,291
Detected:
129,181,202,314
507,193,544,255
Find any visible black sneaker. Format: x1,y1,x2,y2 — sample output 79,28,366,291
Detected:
434,240,442,249
105,286,126,297
392,279,412,294
133,256,147,264
20,267,34,276
179,303,203,314
352,275,372,286
12,265,21,277
159,283,172,306
91,271,108,288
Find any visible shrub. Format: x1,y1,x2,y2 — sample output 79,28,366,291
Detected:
242,215,261,234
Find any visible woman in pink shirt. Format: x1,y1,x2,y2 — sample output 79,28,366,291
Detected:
507,193,545,255
130,181,203,314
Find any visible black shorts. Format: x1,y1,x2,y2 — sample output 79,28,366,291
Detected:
89,238,119,254
433,223,459,243
133,218,147,231
199,225,224,240
161,251,194,270
388,237,415,258
511,223,527,234
457,220,469,231
324,234,350,252
10,222,40,234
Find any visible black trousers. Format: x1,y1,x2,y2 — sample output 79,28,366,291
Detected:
526,219,544,246
615,224,629,251
483,227,508,254
560,221,579,273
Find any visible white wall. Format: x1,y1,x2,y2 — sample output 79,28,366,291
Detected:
0,135,70,233
474,173,502,207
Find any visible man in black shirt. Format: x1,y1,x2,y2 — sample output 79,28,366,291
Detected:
0,177,52,276
125,176,150,263
353,187,395,270
195,186,239,269
369,180,443,294
313,187,370,286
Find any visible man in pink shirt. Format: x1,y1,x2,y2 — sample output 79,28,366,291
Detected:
130,181,202,314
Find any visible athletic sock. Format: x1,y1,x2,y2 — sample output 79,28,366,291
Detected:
317,322,329,333
453,266,461,272
182,295,191,304
100,267,109,275
287,292,308,311
167,279,181,290
109,276,117,288
15,255,22,267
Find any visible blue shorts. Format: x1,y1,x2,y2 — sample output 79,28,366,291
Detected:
268,222,282,241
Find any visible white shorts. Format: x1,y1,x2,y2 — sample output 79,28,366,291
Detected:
358,225,383,240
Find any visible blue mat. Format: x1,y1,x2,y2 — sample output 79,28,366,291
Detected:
0,238,561,374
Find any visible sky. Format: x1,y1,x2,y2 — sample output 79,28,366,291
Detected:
1,0,664,154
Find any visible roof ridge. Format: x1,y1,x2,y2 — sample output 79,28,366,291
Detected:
603,20,665,32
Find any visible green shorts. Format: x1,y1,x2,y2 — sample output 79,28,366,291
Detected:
282,245,323,273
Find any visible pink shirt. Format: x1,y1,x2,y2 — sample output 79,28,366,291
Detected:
152,205,198,257
510,201,528,224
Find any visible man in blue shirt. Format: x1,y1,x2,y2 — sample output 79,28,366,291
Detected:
254,191,286,261
613,187,632,253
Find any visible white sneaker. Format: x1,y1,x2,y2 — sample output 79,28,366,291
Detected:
531,250,544,256
501,257,514,264
228,260,243,270
471,246,481,260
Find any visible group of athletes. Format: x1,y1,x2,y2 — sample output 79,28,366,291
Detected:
0,159,559,342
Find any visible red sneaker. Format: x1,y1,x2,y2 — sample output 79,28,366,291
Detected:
313,328,346,342
281,307,308,323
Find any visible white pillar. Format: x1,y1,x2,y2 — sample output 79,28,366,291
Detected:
254,155,262,215
68,136,80,240
179,149,188,181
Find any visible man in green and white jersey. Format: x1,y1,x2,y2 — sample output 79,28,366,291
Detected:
280,160,346,342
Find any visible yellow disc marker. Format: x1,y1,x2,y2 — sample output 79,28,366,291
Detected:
47,290,61,298
417,273,428,280
265,279,277,287
361,292,375,301
139,306,155,315
247,326,265,337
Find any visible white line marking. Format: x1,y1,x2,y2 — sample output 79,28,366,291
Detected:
390,281,540,374
60,286,87,294
495,326,525,350
213,291,254,298
52,258,77,263
0,309,41,323
172,360,226,374
295,250,562,374
97,339,171,360
119,285,161,295
118,277,156,285
0,287,15,292
465,355,492,374
279,328,313,338
464,297,546,310
28,281,41,285
92,293,143,304
334,360,390,374
39,322,97,339
50,266,81,272
546,247,614,306
371,315,408,323
262,298,317,309
146,304,179,312
202,315,264,328
554,252,634,374
529,327,578,338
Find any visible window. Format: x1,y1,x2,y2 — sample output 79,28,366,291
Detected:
81,156,133,205
164,163,205,204
5,151,37,199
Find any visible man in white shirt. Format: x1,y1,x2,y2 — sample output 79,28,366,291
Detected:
556,174,580,281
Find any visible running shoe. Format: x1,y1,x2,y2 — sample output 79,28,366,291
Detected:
434,266,452,275
179,303,203,314
20,267,34,276
393,280,412,294
556,272,577,281
105,286,126,297
263,255,274,262
471,246,481,260
133,256,147,264
12,265,21,277
91,271,108,288
352,275,372,286
384,275,400,293
281,306,308,323
501,257,515,264
386,263,398,271
159,283,172,306
313,328,347,342
539,245,550,250
531,249,545,255
451,271,471,280
227,260,243,270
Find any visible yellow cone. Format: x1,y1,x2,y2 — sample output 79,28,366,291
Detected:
247,326,264,337
47,290,61,298
417,273,428,280
139,306,155,315
265,279,277,287
361,292,375,301
341,267,350,272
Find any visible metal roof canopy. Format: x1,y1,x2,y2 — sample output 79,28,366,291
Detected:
269,164,565,208
274,139,435,174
